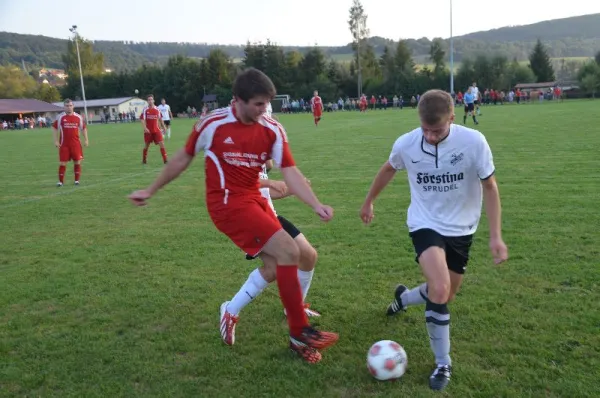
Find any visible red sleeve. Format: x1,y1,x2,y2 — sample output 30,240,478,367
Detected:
280,140,295,168
184,127,201,157
139,109,145,120
52,120,58,129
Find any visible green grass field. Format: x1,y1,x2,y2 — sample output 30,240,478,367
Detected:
2,101,599,397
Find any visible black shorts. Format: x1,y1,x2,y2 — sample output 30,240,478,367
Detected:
409,228,473,275
163,120,171,126
474,100,479,106
245,215,301,260
464,103,475,113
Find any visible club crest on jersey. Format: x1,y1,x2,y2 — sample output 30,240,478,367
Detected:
450,152,464,166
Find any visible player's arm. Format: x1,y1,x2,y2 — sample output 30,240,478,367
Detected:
259,179,292,200
169,107,173,119
281,166,320,207
140,115,148,133
482,176,501,240
52,126,60,147
363,161,397,204
159,113,166,131
81,126,89,146
129,148,194,207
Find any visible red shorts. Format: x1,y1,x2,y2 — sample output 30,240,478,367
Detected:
313,109,322,118
210,197,282,257
144,132,163,145
59,142,83,162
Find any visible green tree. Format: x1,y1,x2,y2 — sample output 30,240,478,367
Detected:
35,84,61,102
348,0,369,97
577,61,600,98
0,66,37,98
62,34,104,78
528,39,555,82
429,39,446,74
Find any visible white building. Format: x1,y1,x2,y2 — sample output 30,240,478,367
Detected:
53,96,148,123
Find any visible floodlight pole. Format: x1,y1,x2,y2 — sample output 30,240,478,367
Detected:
449,0,455,94
70,25,89,124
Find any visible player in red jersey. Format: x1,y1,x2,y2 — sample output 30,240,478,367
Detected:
52,98,88,187
359,94,368,112
140,94,168,164
310,90,323,127
128,68,339,364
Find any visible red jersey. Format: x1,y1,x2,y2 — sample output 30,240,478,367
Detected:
140,106,163,133
52,112,86,145
310,96,323,111
185,107,295,210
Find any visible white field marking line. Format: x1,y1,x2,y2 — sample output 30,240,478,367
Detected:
0,168,160,210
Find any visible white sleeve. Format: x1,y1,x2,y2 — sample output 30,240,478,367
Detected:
388,136,406,170
476,133,495,179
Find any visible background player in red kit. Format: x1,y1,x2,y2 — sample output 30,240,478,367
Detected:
310,90,323,126
52,98,88,187
140,94,168,164
128,68,338,364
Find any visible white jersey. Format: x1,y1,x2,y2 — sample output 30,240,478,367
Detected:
259,164,277,216
264,102,273,118
388,124,495,236
471,87,479,101
158,104,171,121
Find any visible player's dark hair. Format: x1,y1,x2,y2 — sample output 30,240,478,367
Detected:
147,94,154,99
418,90,454,125
233,68,276,102
63,98,73,104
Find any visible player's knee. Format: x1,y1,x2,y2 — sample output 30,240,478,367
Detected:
428,281,451,304
259,265,276,283
299,245,317,271
277,239,300,265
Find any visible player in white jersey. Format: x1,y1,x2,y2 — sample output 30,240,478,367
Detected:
220,120,321,348
360,89,508,391
471,82,481,115
157,99,173,139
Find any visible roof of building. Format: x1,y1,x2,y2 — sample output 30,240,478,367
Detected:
514,81,558,89
0,98,64,114
52,96,140,108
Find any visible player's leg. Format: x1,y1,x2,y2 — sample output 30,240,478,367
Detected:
405,229,453,390
444,234,472,302
57,145,69,186
463,105,468,124
143,135,151,164
165,120,171,139
157,137,168,164
214,203,337,362
72,143,84,185
471,104,479,125
220,253,274,346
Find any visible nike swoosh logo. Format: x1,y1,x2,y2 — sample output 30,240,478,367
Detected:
411,160,420,163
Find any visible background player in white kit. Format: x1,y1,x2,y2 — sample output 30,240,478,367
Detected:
158,99,173,139
471,82,481,116
219,103,321,347
360,89,508,391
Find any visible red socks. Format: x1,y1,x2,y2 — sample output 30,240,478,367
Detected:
143,148,148,163
276,265,308,336
74,164,81,181
160,147,168,163
58,165,66,183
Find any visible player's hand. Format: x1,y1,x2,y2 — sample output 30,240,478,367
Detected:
144,128,150,134
84,139,89,147
360,201,374,224
54,141,60,148
313,204,334,222
489,237,508,265
305,178,311,186
128,189,152,207
269,180,288,196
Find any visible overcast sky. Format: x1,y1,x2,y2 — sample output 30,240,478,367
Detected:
1,0,598,46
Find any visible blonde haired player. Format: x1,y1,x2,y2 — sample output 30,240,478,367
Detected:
360,89,508,390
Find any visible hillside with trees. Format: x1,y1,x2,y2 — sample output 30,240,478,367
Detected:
1,13,600,72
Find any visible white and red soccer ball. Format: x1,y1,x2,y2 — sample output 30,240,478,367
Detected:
367,340,408,381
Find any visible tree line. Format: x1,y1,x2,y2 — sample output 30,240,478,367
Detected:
1,12,600,72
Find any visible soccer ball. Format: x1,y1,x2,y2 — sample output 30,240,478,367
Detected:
366,340,408,381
